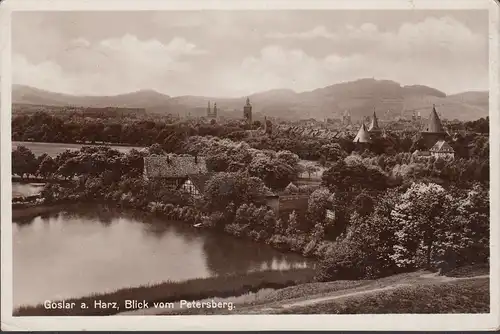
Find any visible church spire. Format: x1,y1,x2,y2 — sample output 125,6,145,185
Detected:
368,109,380,132
424,104,445,133
353,122,371,143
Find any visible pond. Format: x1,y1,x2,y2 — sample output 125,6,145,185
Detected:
13,205,314,308
12,182,45,198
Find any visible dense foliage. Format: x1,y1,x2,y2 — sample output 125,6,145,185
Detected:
12,111,489,162
11,110,491,282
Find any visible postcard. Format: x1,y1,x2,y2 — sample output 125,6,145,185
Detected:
1,0,499,331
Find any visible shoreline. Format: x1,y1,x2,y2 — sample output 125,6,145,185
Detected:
12,203,77,221
12,200,322,259
13,268,317,316
12,140,145,149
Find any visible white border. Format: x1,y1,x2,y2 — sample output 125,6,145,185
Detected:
1,0,499,331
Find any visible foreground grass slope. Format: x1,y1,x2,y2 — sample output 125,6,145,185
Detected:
155,266,489,315
276,277,489,314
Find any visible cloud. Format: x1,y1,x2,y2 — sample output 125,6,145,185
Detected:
266,16,485,58
12,15,487,97
219,34,486,97
13,35,207,95
223,16,487,95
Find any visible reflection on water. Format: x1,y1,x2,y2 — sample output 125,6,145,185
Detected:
12,183,44,197
13,205,314,307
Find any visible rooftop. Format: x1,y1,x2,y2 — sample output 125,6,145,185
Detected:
143,155,207,179
430,140,454,153
423,105,445,134
353,123,372,143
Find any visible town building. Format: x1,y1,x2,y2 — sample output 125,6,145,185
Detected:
353,122,372,144
429,140,455,159
207,101,218,120
342,110,352,126
413,105,455,159
143,155,208,188
368,109,382,135
179,172,215,199
421,104,447,149
243,97,253,124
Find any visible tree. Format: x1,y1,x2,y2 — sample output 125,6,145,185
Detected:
285,210,300,235
320,143,345,163
37,155,57,179
322,158,388,192
307,188,333,229
203,172,267,211
148,143,164,155
305,164,320,179
390,182,452,269
12,146,37,179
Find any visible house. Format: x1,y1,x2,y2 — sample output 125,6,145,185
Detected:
178,173,215,199
254,191,280,217
353,123,371,144
412,105,455,159
143,155,208,188
412,149,432,159
420,105,447,149
430,140,455,159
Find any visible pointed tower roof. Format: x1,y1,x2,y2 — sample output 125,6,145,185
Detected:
368,109,380,132
353,123,371,143
424,105,445,133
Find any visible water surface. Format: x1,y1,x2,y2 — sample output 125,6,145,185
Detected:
13,205,313,307
12,182,44,198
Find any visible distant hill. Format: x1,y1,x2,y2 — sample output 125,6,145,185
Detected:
12,84,171,109
12,79,489,121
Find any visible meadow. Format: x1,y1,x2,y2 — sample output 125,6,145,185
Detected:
12,141,143,157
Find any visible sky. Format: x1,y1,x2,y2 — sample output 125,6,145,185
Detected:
12,10,489,97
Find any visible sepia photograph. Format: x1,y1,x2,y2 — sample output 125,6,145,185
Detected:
1,0,499,331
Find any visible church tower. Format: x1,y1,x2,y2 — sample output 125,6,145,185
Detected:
207,101,218,120
368,109,381,135
353,122,371,144
421,104,446,149
243,97,253,124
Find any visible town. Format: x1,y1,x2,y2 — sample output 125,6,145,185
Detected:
11,83,490,316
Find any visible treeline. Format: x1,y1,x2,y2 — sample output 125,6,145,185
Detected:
12,111,489,161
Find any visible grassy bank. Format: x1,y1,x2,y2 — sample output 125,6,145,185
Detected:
277,277,489,314
154,266,490,315
13,268,316,316
12,203,76,221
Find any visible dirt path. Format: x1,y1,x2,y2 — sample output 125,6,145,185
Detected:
116,273,489,316
247,273,489,314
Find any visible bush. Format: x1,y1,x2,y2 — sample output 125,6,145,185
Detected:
315,240,366,281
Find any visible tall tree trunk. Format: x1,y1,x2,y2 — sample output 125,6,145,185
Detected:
426,240,433,269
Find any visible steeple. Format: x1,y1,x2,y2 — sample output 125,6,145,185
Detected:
368,109,380,132
243,97,253,124
424,104,445,133
353,122,371,143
